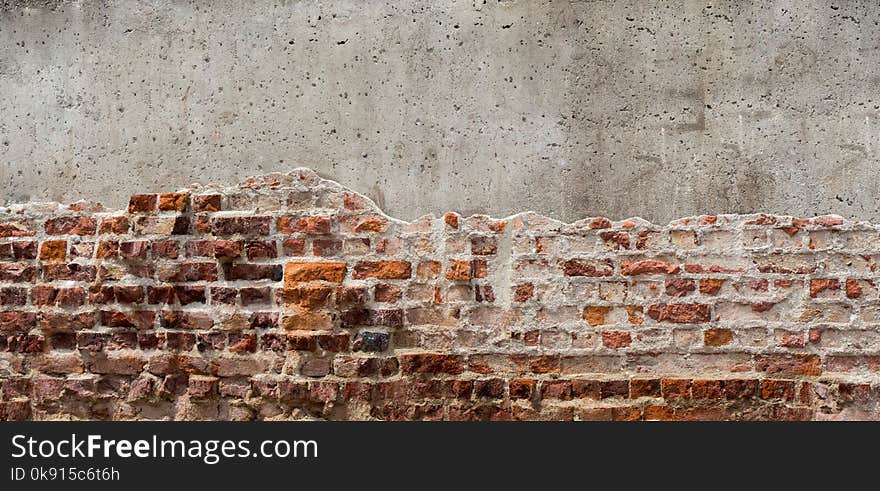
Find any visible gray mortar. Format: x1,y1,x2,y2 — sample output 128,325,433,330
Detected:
1,0,879,222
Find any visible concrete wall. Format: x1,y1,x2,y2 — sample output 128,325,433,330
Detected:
1,0,879,223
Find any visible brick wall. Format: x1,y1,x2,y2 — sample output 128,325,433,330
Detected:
0,168,878,420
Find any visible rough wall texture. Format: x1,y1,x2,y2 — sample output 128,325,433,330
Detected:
0,169,878,421
3,1,880,222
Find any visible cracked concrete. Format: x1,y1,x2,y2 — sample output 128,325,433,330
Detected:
1,0,879,222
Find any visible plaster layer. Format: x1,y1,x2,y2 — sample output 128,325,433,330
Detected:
2,1,880,221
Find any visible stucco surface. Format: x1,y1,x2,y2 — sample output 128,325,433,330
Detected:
1,1,878,222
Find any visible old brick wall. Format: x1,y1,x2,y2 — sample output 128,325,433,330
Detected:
0,168,878,421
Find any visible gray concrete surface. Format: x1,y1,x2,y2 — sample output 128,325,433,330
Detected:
1,0,879,223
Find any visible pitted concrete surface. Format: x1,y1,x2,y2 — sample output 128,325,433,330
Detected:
0,0,879,222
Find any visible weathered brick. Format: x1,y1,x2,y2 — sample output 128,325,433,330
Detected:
128,194,158,213
276,215,331,235
471,236,498,255
704,328,733,347
630,379,661,398
284,261,346,284
601,330,632,349
212,216,272,235
99,216,130,234
246,240,277,259
224,263,282,281
755,354,822,376
354,260,411,280
39,240,67,262
0,263,35,282
400,353,464,375
621,259,680,275
42,263,95,282
159,193,189,212
646,304,711,324
213,240,242,258
119,240,148,259
559,258,614,277
193,194,222,213
810,278,841,298
151,240,179,259
0,221,35,238
45,216,97,235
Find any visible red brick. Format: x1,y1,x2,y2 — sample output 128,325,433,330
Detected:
600,380,629,399
723,379,758,399
601,330,632,349
513,283,534,302
809,278,840,297
665,278,695,297
755,354,822,376
599,231,630,250
342,214,387,234
160,311,213,330
630,379,661,398
374,283,402,303
284,261,346,284
691,379,723,399
0,221,35,237
559,258,614,277
240,287,271,305
583,306,611,326
846,279,863,299
444,260,470,281
213,240,242,258
157,263,218,282
45,216,97,235
760,379,796,401
541,380,572,400
699,278,724,295
174,285,206,305
276,215,331,235
589,217,612,229
88,354,145,375
211,216,272,235
509,378,535,399
313,239,341,256
621,259,680,275
193,194,222,212
119,240,148,259
151,240,179,259
99,216,130,234
471,236,498,255
282,238,306,256
661,378,691,399
529,355,560,374
400,353,464,375
354,260,411,280
128,194,157,213
224,263,282,281
443,212,459,229
646,304,711,323
0,287,26,305
0,263,35,282
159,193,188,212
55,288,86,307
96,240,118,258
42,263,95,282
246,240,277,259
704,328,733,347
39,240,66,262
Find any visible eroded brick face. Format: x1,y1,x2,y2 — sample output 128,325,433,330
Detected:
0,170,878,421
